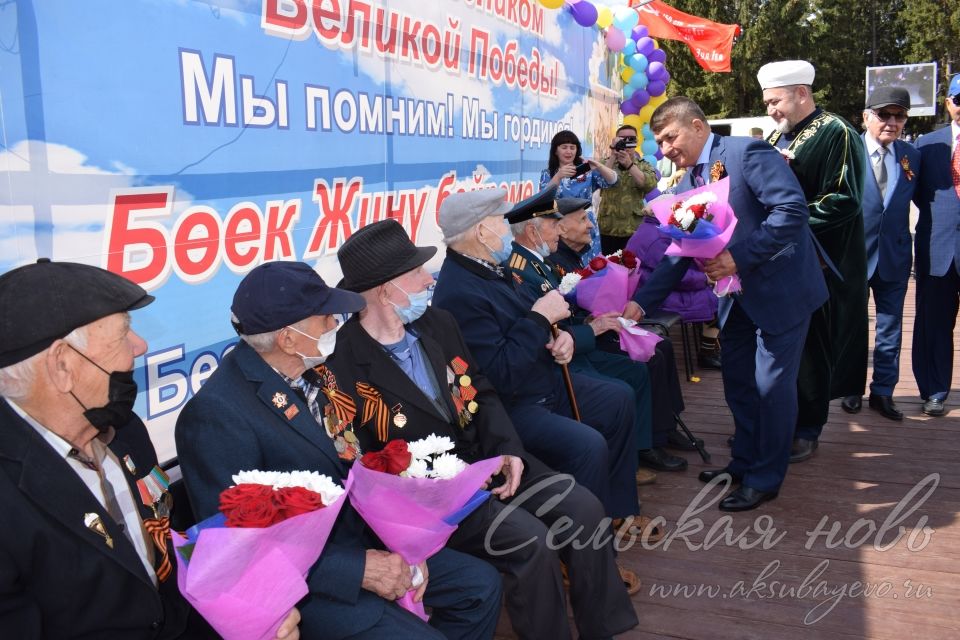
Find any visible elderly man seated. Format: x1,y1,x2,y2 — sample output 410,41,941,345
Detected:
327,219,640,639
431,189,645,539
174,262,502,639
0,259,299,639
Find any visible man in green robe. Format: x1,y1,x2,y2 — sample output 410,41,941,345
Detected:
758,60,868,463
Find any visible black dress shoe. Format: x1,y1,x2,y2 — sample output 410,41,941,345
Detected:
789,438,818,463
841,395,862,414
666,429,704,451
922,398,945,416
697,351,722,370
638,447,688,472
868,394,903,421
719,486,778,512
698,467,742,484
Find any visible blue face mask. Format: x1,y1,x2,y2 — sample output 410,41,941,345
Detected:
390,283,434,324
480,223,514,264
534,227,551,257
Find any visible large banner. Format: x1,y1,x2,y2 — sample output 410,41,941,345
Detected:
631,0,739,73
0,0,620,461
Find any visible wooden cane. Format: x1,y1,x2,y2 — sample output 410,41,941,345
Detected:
551,325,581,421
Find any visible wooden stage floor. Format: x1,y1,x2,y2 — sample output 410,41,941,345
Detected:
497,277,960,639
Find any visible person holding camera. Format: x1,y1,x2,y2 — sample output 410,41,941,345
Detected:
539,130,618,264
597,124,658,255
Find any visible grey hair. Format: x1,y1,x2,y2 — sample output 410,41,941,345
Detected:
0,326,89,400
232,313,311,354
443,227,472,248
509,218,539,239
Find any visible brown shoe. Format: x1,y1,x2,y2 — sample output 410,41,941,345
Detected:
635,468,658,485
613,515,666,543
618,565,642,596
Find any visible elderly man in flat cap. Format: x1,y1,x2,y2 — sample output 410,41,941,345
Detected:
174,261,501,640
758,59,868,462
842,87,920,421
0,259,300,639
431,189,644,536
326,218,639,640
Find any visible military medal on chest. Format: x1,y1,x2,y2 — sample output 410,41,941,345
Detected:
449,357,478,427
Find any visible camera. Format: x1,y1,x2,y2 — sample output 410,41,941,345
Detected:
611,136,637,151
573,162,592,177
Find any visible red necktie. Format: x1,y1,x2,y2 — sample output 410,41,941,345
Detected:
953,133,960,199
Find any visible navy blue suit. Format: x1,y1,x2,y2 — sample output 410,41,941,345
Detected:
860,136,920,396
635,135,828,492
175,341,502,640
433,250,639,519
912,125,960,402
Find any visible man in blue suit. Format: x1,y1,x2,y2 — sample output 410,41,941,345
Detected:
175,262,502,640
912,74,960,417
842,87,920,421
624,97,828,511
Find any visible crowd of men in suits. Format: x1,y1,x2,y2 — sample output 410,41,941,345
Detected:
0,60,957,639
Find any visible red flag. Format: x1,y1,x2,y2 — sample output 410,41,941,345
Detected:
630,0,740,73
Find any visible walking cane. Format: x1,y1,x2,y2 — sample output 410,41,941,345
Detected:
551,325,581,421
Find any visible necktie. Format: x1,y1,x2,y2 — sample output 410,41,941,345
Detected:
873,146,888,199
68,447,132,545
952,134,960,199
692,163,706,187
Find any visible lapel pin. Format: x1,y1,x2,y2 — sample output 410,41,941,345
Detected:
122,454,137,476
84,512,114,549
284,405,300,420
271,392,288,408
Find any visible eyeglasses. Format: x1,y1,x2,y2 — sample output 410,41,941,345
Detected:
871,110,908,123
951,95,960,107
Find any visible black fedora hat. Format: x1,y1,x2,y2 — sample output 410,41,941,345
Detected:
338,220,437,292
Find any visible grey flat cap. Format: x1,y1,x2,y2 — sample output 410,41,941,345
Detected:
438,188,513,240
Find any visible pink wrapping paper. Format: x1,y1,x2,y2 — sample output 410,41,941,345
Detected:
575,261,638,315
172,475,352,640
650,178,739,259
347,456,503,620
618,320,662,362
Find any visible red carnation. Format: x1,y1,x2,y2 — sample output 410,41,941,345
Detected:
689,203,708,219
360,439,412,475
220,484,282,528
275,486,325,518
588,256,608,272
621,250,638,269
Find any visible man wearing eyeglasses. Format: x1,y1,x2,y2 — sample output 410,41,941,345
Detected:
842,88,919,421
912,74,960,418
758,60,868,463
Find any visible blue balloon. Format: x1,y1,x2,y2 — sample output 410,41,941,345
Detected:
641,140,658,156
644,154,658,168
613,7,639,32
628,53,648,72
649,48,667,64
628,73,648,91
621,40,636,57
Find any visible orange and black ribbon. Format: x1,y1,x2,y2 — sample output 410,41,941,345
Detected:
143,516,172,583
320,386,357,428
356,382,390,442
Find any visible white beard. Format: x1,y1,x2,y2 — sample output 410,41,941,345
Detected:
775,119,793,134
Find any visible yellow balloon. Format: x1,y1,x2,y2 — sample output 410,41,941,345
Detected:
620,67,635,83
637,105,656,123
648,93,668,108
653,39,660,49
622,114,644,130
596,7,613,29
538,0,564,9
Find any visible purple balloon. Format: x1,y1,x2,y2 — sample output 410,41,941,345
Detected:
570,1,598,28
647,61,666,81
647,80,666,97
620,99,640,116
655,149,664,160
648,48,667,64
636,37,655,58
631,24,649,41
661,70,671,84
630,88,650,107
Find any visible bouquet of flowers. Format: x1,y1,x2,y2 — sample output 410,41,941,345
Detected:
349,436,501,621
172,471,349,640
558,250,662,362
650,177,741,297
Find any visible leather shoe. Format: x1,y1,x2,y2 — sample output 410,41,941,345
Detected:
719,486,778,512
922,398,945,417
698,350,722,370
868,394,903,421
841,395,862,413
638,447,688,472
635,468,658,486
789,438,818,463
666,429,704,451
698,467,741,484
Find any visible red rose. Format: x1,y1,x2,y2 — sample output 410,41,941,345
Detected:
607,254,621,264
219,484,282,528
621,250,638,269
275,486,325,518
690,203,708,219
588,256,607,272
360,439,412,475
576,267,593,278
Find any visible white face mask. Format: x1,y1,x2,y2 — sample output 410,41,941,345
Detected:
287,322,340,370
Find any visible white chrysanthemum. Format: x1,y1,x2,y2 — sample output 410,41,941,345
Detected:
422,433,455,456
404,457,431,479
558,272,582,295
406,438,437,461
678,210,697,230
232,469,282,487
278,471,345,504
429,453,467,479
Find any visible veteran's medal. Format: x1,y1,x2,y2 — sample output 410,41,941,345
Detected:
393,413,407,428
467,400,479,414
84,512,114,548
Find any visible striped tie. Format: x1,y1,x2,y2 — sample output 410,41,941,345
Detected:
952,133,960,199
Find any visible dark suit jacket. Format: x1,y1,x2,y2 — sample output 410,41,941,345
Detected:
174,341,388,639
862,136,920,282
0,402,194,639
327,308,529,468
913,125,960,278
635,135,828,334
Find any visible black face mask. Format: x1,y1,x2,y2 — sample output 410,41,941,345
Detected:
67,345,138,433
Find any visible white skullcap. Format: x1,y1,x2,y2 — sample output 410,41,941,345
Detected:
757,60,815,89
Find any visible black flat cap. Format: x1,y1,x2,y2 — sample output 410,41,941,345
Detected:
231,261,366,334
337,220,437,292
506,186,562,224
866,86,910,110
557,197,591,216
0,259,154,367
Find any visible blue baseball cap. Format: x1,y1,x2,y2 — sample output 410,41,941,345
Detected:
231,261,365,335
949,74,960,98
